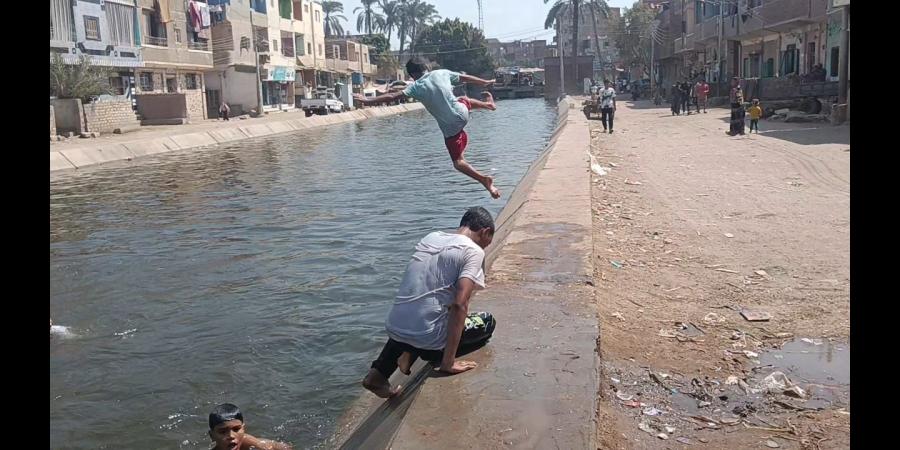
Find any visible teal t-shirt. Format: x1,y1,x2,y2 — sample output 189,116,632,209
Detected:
403,69,469,138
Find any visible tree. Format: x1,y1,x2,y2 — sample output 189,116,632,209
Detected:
613,4,658,78
378,0,401,45
320,1,347,37
354,0,385,34
358,33,396,71
544,0,583,86
407,1,441,50
412,18,495,78
585,0,610,61
49,54,111,101
396,0,412,60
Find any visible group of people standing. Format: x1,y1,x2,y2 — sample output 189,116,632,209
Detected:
670,79,710,116
726,77,763,136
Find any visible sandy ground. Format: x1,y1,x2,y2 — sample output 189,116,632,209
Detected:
588,101,850,449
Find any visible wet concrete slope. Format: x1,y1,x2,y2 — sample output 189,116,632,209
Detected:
337,98,598,449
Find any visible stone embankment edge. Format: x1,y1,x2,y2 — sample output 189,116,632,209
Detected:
49,103,425,173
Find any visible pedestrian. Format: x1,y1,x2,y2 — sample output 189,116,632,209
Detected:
362,207,498,398
726,78,746,136
208,403,292,450
695,78,710,113
671,84,681,116
599,79,617,134
748,98,762,134
219,101,230,121
680,81,691,116
354,58,501,198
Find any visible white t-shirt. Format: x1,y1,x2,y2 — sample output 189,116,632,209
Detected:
600,87,616,109
385,231,486,350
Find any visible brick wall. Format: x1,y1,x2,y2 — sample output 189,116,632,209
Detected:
50,105,56,136
83,98,140,133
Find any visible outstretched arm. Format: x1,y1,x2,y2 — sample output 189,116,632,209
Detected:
353,90,406,106
439,277,477,374
458,74,495,87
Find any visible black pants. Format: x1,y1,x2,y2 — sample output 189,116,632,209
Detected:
750,119,759,132
729,103,746,135
601,107,615,131
221,110,229,121
681,98,689,114
371,312,496,379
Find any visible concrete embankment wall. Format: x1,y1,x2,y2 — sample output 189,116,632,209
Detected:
49,103,425,173
333,96,597,450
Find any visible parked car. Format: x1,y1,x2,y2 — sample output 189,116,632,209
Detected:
300,88,344,116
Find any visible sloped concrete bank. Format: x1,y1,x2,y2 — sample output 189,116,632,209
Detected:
49,103,425,173
334,97,598,449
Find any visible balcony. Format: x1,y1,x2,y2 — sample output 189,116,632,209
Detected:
187,40,210,51
674,33,696,54
740,0,824,37
144,35,169,47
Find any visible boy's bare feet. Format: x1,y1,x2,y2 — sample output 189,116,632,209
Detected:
482,176,501,199
362,368,401,398
398,352,413,375
481,92,497,110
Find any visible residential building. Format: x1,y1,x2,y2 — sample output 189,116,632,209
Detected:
50,0,143,97
485,39,549,68
555,6,621,78
652,0,841,101
206,0,327,113
324,37,379,86
134,0,214,122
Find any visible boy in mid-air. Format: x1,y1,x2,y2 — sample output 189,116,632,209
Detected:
208,403,292,450
354,58,501,198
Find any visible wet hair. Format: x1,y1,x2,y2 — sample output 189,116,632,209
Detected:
209,403,243,430
460,207,495,233
406,57,430,78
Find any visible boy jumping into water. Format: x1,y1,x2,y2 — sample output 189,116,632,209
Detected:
208,403,292,450
354,58,501,198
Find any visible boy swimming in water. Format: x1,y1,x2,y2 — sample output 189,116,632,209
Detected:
208,403,292,450
354,58,501,198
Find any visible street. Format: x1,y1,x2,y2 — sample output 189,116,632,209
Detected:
590,100,850,449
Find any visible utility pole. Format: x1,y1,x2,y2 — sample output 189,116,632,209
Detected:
558,19,565,97
249,7,264,115
837,4,850,105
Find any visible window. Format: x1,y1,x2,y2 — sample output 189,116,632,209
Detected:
293,1,303,20
139,72,154,91
84,16,101,41
315,11,320,22
764,58,774,78
184,74,198,90
318,43,323,55
166,77,178,93
109,77,126,96
807,42,816,73
273,39,278,52
604,41,609,48
308,43,312,55
174,26,182,43
296,35,306,55
830,47,839,77
106,2,135,46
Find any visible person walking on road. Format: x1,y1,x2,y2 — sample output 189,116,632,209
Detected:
695,79,710,114
671,84,681,116
680,81,691,116
219,102,231,121
599,79,617,134
727,78,746,136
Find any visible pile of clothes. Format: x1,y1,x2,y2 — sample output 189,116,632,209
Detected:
188,0,212,40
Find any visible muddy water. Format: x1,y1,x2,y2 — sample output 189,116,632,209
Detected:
49,99,557,449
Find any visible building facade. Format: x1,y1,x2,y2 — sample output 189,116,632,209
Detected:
556,6,621,77
651,0,845,102
485,39,549,69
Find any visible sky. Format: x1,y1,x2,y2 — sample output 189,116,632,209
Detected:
338,0,637,49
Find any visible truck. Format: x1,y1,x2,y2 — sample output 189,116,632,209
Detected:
299,88,345,116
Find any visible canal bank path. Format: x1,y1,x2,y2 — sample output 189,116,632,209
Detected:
335,98,599,449
50,103,424,173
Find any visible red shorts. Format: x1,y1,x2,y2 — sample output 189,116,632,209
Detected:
444,98,472,160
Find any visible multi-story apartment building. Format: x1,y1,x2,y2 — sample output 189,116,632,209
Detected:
206,0,327,113
324,37,378,85
556,6,621,70
652,0,845,102
50,0,144,97
132,0,214,122
485,39,549,69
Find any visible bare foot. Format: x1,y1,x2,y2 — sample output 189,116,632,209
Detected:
482,176,501,199
362,369,401,398
398,352,413,375
481,92,497,110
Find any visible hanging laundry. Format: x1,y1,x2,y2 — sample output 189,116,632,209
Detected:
198,1,211,28
189,1,202,32
156,0,172,23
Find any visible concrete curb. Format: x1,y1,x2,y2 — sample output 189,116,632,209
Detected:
50,103,424,173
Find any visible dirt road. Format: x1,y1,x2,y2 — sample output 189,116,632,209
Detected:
589,101,850,449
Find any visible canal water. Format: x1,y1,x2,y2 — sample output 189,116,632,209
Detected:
50,98,557,449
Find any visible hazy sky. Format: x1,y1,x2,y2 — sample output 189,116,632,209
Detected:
338,0,636,48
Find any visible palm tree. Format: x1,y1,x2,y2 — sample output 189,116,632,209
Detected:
407,1,441,50
396,0,412,60
355,0,385,35
320,1,347,37
585,1,610,68
378,0,400,43
544,0,583,89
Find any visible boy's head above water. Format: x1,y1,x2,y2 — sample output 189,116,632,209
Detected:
209,403,245,450
406,57,431,80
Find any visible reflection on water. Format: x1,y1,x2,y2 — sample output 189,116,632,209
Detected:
50,99,557,449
